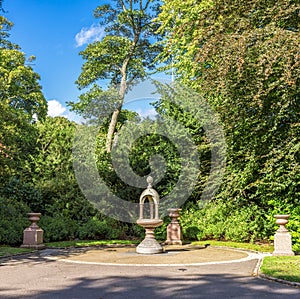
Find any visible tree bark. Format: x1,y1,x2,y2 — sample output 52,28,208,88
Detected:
105,69,127,153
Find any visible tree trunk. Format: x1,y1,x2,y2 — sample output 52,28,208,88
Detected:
105,70,127,153
106,108,121,153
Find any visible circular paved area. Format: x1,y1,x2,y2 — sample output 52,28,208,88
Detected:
1,245,299,298
46,244,257,266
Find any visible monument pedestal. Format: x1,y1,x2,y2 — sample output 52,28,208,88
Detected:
21,213,45,249
273,214,294,256
136,226,163,254
165,208,182,245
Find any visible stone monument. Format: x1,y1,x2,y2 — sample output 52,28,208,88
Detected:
136,176,163,254
165,208,182,245
21,213,45,249
273,214,294,256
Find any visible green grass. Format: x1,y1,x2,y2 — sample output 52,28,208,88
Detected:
260,256,300,283
192,240,274,253
0,246,33,257
45,239,139,248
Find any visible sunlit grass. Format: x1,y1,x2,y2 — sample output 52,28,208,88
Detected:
191,240,274,253
261,256,300,283
45,239,139,248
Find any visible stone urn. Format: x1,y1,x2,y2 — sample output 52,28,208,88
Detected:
136,177,163,254
21,213,45,249
165,208,182,245
273,214,294,256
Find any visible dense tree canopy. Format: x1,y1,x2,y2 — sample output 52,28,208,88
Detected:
154,0,300,249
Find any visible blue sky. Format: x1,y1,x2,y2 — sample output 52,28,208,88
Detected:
3,0,167,120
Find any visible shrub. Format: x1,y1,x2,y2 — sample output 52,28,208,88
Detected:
0,196,30,245
180,200,274,243
39,216,78,242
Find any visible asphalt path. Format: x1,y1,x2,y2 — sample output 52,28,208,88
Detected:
0,249,299,299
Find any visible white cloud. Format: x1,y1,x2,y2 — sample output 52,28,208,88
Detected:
63,110,84,124
136,108,157,119
47,100,66,117
75,24,104,47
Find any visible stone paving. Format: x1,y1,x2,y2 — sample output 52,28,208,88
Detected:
0,245,299,298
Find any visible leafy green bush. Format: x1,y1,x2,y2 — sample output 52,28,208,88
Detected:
180,200,274,243
0,177,43,212
39,216,78,242
77,217,124,240
0,196,30,245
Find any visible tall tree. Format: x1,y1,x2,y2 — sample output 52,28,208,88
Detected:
0,12,47,182
69,0,162,152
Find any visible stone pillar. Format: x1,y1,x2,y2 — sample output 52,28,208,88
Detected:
21,213,45,249
273,214,294,256
165,208,182,245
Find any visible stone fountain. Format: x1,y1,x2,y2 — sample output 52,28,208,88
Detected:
136,176,163,254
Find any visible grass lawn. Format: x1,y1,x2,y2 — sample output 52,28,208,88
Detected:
0,246,33,257
192,240,274,253
260,256,300,283
45,239,140,248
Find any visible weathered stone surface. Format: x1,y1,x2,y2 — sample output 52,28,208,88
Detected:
21,213,45,249
136,237,163,254
273,232,294,256
165,208,182,245
273,214,294,256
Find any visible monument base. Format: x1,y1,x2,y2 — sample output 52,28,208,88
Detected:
21,227,45,249
136,237,163,254
165,223,182,245
273,232,294,256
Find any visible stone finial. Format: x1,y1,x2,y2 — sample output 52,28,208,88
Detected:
146,176,153,188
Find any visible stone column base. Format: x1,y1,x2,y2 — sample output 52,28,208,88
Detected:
136,234,163,254
273,232,294,256
21,227,45,249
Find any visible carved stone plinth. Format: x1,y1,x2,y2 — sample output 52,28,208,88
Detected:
21,213,45,249
165,208,182,245
273,214,294,256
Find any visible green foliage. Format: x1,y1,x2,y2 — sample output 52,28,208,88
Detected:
157,0,300,249
0,48,47,119
40,216,78,242
0,15,20,49
0,177,43,212
0,15,47,184
0,196,30,245
180,200,273,243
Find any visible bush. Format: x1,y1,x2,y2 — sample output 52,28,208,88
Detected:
0,177,43,212
0,196,30,245
39,216,79,242
180,200,274,243
77,217,124,240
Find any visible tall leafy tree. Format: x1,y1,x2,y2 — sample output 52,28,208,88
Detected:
69,0,162,152
0,11,47,181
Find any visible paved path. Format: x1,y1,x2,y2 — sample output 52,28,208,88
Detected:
0,246,299,299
